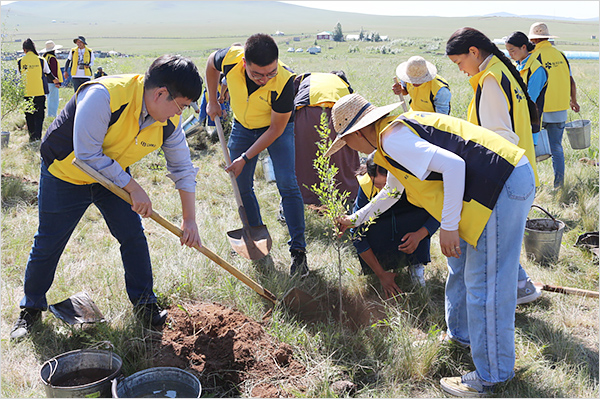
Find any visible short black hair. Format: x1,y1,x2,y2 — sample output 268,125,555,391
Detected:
144,54,203,102
244,33,278,67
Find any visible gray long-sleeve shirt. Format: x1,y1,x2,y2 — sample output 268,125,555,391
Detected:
73,83,198,192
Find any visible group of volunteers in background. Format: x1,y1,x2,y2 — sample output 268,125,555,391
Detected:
12,20,580,398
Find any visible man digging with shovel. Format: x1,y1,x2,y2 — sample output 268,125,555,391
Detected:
205,33,309,276
10,55,203,341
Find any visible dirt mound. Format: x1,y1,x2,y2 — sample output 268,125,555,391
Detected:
152,302,307,397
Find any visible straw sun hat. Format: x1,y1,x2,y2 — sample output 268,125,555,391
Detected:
325,93,402,157
396,56,437,85
39,40,62,53
528,22,558,39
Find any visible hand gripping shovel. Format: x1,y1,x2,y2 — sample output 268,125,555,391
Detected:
214,116,272,260
72,158,277,306
393,77,410,113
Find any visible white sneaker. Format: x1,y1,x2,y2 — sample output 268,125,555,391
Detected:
409,264,426,287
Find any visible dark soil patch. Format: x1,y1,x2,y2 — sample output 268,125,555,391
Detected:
151,302,308,397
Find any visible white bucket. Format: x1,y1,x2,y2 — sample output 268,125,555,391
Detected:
261,155,276,182
534,129,551,162
565,119,591,150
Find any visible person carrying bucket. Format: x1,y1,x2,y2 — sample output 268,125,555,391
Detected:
505,31,548,146
10,55,204,341
327,93,535,397
528,22,581,188
446,27,543,307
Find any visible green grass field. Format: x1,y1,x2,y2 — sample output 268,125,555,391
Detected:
1,3,599,398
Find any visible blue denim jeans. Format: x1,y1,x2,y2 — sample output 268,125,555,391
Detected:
544,121,566,188
20,162,156,310
47,83,60,117
228,121,306,252
445,163,535,383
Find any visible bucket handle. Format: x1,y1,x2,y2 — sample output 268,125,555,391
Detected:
47,357,59,385
529,204,559,229
568,110,585,127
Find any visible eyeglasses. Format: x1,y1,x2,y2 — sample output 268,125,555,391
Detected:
246,67,278,80
166,88,190,113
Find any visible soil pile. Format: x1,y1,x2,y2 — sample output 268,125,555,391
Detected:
152,302,307,397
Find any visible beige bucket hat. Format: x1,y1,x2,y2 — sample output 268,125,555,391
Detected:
39,40,62,53
396,56,437,84
528,22,559,39
325,93,402,157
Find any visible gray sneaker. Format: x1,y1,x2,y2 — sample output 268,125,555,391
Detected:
517,278,542,305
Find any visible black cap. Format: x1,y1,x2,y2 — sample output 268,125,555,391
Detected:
73,35,87,45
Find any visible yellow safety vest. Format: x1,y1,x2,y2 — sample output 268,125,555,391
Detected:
43,53,64,83
357,173,378,200
468,55,539,186
373,111,525,247
221,46,295,129
17,51,46,97
294,72,352,109
406,75,450,113
531,40,570,112
69,46,93,76
43,75,180,185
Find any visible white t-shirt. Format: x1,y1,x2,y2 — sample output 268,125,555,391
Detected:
68,47,95,78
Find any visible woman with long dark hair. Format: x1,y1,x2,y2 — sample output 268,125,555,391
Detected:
505,31,548,141
17,38,60,141
445,27,543,310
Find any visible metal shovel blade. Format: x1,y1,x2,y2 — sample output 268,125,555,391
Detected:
227,223,272,260
49,291,106,325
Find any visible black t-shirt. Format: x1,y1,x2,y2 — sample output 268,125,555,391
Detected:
213,47,295,118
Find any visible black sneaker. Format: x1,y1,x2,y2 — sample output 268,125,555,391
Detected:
134,303,168,327
290,250,309,277
10,308,42,341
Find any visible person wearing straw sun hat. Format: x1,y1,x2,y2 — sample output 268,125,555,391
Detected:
528,22,580,188
329,93,535,397
392,56,451,115
40,40,64,117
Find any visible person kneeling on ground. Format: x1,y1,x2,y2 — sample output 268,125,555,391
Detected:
10,54,203,341
350,152,440,298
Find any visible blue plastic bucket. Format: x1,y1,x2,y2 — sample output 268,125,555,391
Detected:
111,367,201,398
535,129,551,162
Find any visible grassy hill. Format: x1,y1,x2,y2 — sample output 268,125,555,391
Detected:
1,1,598,55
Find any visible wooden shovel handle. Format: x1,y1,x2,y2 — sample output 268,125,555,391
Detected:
72,158,277,305
540,283,599,298
393,77,409,113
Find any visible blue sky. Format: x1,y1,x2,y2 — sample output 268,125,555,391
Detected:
281,1,599,19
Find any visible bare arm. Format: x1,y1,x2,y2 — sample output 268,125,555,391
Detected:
570,76,580,112
205,51,223,119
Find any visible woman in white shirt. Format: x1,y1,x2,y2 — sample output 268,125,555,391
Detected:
326,93,535,397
